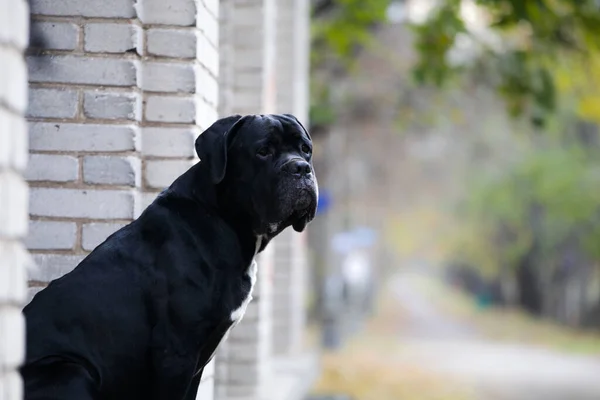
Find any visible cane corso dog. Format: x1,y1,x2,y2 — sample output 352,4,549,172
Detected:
21,114,318,400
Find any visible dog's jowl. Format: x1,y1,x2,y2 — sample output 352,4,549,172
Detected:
21,114,318,400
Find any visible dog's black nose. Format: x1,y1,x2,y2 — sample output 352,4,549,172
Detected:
284,159,312,176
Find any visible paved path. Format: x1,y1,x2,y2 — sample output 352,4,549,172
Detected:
391,271,600,400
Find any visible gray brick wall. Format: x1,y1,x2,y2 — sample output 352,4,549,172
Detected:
25,0,220,397
83,91,141,121
83,23,143,54
29,21,79,51
147,29,197,59
0,0,30,398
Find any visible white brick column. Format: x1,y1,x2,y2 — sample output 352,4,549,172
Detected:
268,2,319,398
138,0,219,212
271,230,308,356
215,0,277,399
218,0,235,117
274,0,310,121
0,0,30,398
24,0,220,398
270,0,311,357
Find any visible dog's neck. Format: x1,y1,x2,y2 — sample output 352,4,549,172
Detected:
168,161,268,263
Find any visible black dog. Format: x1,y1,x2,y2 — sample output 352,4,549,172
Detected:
21,114,318,400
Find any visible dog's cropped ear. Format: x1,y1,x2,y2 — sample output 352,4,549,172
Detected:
195,115,244,184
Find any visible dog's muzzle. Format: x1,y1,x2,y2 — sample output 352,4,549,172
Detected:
290,178,318,232
278,158,318,232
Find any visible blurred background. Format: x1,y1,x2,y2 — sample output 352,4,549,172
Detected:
4,0,600,399
305,1,600,399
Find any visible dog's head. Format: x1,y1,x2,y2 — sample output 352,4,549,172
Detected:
195,114,318,235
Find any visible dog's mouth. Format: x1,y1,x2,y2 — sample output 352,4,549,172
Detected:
295,189,313,210
291,210,310,232
260,178,318,236
290,188,317,232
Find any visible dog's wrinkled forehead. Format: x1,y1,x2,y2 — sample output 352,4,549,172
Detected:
238,114,310,144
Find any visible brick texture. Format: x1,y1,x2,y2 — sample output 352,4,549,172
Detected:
28,55,139,86
27,88,78,119
25,154,78,182
84,23,142,54
0,0,30,398
29,21,79,50
83,91,142,121
29,254,86,283
145,160,193,189
136,0,197,25
141,127,197,158
147,29,197,59
30,188,136,219
29,123,139,152
83,156,141,186
145,95,196,123
29,0,136,18
81,222,128,251
25,221,77,250
139,62,196,93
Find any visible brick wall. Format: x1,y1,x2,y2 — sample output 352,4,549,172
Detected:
0,0,30,398
24,0,220,398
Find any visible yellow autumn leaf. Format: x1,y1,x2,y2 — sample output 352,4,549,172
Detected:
578,96,600,123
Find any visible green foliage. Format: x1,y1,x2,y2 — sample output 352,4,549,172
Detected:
454,138,600,275
312,0,391,67
411,0,600,125
411,0,466,86
494,52,556,124
309,80,337,130
431,1,600,299
310,0,392,130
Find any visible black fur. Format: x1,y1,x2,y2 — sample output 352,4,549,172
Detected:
21,114,318,400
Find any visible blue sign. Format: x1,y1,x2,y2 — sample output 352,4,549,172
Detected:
316,190,332,215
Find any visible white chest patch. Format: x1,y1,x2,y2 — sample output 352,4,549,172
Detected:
228,236,262,327
229,258,257,325
197,237,262,373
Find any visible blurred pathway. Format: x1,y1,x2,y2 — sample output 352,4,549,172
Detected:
391,270,600,400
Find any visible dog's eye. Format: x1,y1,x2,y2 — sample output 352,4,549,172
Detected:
257,147,271,157
301,144,311,154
